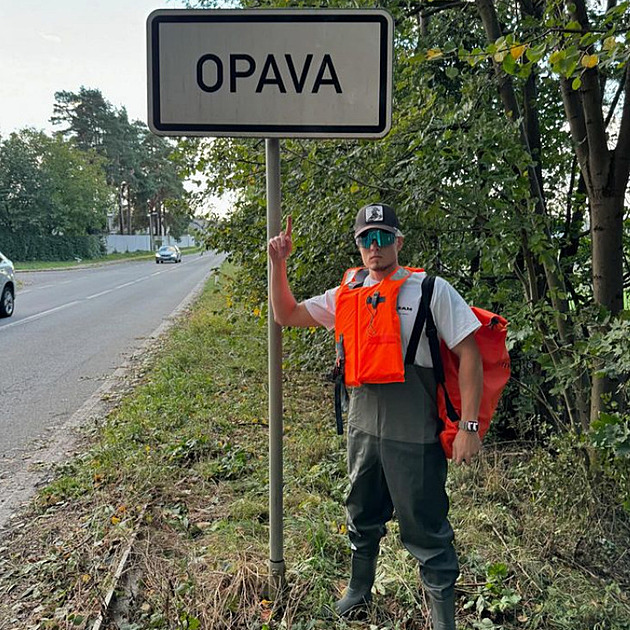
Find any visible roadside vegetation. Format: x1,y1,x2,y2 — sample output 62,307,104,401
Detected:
0,268,628,629
0,0,628,627
13,248,202,271
0,88,192,265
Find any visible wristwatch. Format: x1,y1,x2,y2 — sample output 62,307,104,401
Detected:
458,420,479,432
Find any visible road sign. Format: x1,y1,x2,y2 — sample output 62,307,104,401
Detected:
147,9,393,138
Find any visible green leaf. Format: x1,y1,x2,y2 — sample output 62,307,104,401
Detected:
526,43,547,62
444,40,458,54
445,66,459,79
409,52,426,65
502,54,518,75
563,60,579,78
572,76,582,90
603,36,618,51
469,47,485,66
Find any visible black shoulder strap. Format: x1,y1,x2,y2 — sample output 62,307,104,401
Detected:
407,275,460,422
405,275,435,364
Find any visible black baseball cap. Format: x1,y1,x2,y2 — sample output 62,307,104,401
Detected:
353,203,400,238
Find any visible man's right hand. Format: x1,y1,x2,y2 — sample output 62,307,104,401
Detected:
268,216,292,264
267,215,319,328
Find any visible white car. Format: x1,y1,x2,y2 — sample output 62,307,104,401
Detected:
155,245,182,264
0,250,15,318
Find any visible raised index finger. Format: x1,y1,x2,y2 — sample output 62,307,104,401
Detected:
286,215,292,238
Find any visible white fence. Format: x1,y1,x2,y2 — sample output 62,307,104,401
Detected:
105,234,197,254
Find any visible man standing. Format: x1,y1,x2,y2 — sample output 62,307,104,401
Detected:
268,203,483,629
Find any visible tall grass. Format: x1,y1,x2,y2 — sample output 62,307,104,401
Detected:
0,269,628,629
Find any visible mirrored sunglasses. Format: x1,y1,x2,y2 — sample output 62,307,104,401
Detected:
356,229,396,249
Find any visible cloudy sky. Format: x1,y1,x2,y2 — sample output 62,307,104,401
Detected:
0,0,187,135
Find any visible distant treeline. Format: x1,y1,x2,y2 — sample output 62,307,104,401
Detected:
0,88,192,253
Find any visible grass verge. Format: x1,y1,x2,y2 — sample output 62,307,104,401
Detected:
0,268,628,629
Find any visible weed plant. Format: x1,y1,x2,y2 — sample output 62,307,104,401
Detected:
0,269,628,629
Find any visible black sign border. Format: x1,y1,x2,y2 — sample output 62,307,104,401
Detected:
148,12,392,138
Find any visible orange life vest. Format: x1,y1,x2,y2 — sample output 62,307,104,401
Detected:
335,266,422,387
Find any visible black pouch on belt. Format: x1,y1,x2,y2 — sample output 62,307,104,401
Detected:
333,335,348,435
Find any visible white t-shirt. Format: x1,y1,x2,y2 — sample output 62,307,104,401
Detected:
303,270,481,368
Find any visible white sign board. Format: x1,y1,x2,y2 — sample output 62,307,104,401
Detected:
147,9,393,138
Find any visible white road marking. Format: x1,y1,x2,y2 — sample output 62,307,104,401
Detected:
3,256,208,332
85,288,115,300
0,301,81,330
18,280,73,296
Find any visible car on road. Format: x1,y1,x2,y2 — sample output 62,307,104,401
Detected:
0,250,15,318
155,245,182,264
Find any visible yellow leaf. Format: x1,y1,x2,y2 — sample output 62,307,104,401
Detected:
510,44,526,60
81,574,91,584
111,516,121,525
549,50,563,65
350,182,360,194
603,36,617,51
426,48,443,60
581,54,598,68
253,307,261,317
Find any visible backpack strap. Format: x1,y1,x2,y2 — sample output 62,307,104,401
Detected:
408,275,460,423
404,275,433,365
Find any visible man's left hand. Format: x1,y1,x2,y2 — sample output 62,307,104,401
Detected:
451,430,482,466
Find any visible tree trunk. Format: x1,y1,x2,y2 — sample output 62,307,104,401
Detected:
118,188,125,235
591,195,625,314
475,0,590,430
589,193,626,423
126,196,132,236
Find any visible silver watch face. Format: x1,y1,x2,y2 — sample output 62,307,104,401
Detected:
460,420,479,432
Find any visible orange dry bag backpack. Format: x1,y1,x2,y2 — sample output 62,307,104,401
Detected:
404,276,510,458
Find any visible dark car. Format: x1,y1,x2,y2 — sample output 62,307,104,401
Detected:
155,245,182,264
0,250,15,317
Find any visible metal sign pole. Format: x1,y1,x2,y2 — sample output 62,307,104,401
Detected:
266,138,286,593
147,5,393,603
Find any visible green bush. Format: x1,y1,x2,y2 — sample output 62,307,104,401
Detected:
0,231,105,261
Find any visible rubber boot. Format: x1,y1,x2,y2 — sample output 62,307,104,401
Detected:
333,555,377,616
428,588,456,630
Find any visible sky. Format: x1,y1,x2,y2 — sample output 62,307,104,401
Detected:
0,0,237,215
0,0,187,136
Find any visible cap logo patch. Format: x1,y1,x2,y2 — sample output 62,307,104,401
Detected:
365,205,384,223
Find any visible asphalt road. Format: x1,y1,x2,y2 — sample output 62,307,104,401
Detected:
0,251,224,528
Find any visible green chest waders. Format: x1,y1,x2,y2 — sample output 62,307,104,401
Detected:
339,369,459,628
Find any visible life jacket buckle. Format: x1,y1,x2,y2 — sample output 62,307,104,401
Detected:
366,291,385,310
